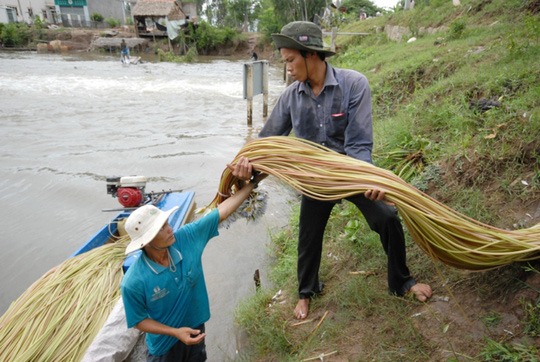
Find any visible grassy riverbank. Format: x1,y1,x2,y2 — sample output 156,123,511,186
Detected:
234,0,540,360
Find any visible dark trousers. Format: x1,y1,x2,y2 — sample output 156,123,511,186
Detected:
146,324,206,362
298,195,416,299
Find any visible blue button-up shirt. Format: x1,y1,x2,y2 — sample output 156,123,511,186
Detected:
259,63,373,164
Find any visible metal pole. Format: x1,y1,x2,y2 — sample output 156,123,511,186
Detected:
246,64,253,126
262,61,268,118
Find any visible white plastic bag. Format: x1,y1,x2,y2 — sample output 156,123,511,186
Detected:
81,297,143,362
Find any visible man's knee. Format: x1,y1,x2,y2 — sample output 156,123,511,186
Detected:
366,204,402,235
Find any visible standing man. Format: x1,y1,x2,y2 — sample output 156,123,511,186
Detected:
120,39,130,64
121,157,263,361
258,21,432,320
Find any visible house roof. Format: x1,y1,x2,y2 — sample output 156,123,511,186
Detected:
131,0,186,20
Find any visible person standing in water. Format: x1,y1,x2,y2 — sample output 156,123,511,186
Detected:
120,39,130,64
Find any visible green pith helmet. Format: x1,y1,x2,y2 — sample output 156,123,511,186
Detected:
271,21,335,57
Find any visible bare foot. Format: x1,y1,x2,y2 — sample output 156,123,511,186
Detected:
294,298,309,319
409,283,432,302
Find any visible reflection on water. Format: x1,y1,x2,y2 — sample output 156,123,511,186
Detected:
0,51,296,360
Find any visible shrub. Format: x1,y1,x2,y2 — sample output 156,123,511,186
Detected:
190,21,241,54
0,23,28,47
105,17,121,28
448,19,466,40
90,13,104,22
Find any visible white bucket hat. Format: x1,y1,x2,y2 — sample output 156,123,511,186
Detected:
124,205,179,255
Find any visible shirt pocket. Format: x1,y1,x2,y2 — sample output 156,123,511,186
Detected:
328,112,347,139
328,90,347,138
185,263,201,288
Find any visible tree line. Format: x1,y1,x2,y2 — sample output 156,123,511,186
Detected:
192,0,386,35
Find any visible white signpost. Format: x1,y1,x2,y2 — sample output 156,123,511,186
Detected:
243,60,269,126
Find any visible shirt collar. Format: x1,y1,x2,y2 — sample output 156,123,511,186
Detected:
170,246,183,264
142,246,183,274
298,62,338,94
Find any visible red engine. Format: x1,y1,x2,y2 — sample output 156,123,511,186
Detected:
107,176,147,208
117,187,143,207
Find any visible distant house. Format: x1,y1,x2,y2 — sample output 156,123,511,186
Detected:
0,0,136,27
0,0,57,24
0,5,17,23
132,0,194,39
53,0,135,28
180,1,196,21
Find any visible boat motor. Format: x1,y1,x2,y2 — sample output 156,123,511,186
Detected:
105,176,183,211
106,176,147,208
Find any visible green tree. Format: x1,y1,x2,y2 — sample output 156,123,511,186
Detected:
205,0,229,26
193,0,206,20
201,0,325,30
340,0,381,17
270,0,326,23
224,0,262,31
257,0,282,37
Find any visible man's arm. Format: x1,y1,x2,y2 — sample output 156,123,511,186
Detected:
340,74,393,202
135,318,206,345
258,91,293,138
344,74,374,163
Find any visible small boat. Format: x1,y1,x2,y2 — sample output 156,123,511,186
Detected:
70,176,195,272
0,176,196,361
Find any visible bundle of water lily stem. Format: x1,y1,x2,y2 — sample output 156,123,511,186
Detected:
0,236,128,361
209,136,540,270
1,136,539,361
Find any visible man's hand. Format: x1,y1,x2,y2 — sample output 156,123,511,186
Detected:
227,156,252,181
364,188,395,206
173,327,206,345
227,156,267,184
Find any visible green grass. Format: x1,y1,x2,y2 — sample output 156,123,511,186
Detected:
331,0,540,227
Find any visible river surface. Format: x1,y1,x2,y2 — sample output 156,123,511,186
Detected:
0,51,296,360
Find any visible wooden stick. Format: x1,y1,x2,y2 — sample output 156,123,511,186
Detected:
302,350,338,361
305,310,330,346
290,319,314,327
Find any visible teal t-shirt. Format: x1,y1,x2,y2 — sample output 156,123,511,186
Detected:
121,209,219,356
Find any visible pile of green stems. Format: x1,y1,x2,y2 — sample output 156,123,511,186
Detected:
209,136,540,270
0,239,128,361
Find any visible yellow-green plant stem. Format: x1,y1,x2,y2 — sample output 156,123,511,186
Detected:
0,237,129,361
208,136,540,270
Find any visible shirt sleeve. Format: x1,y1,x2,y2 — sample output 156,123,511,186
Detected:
175,209,219,255
258,90,293,138
121,277,148,329
344,74,373,163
